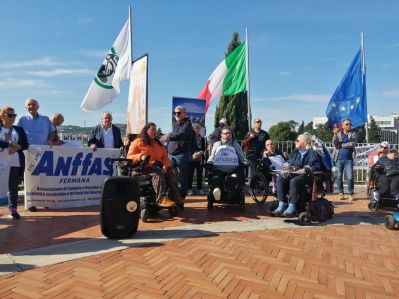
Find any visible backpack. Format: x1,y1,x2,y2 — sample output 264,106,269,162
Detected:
310,198,334,222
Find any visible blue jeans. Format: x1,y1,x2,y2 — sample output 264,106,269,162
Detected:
169,152,191,198
276,174,312,204
335,159,354,194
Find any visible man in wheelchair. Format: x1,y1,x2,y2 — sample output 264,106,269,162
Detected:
371,149,399,204
273,133,322,217
207,127,246,207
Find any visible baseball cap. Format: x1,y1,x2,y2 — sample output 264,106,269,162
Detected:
219,118,227,125
380,141,389,148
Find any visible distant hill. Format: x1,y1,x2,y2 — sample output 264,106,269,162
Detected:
59,124,127,137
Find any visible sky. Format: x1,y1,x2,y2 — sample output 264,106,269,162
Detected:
0,0,398,133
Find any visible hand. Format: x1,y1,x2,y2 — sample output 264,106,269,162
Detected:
247,133,255,140
90,144,97,151
141,155,148,161
160,135,169,142
8,143,20,154
162,165,168,174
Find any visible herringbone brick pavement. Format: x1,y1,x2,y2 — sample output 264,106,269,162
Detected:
1,224,399,298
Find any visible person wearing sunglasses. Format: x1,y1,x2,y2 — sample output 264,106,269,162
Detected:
332,118,357,201
0,106,29,219
369,141,389,168
242,118,270,179
160,105,194,204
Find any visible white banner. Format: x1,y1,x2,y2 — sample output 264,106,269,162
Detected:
24,146,120,209
0,150,11,203
127,54,148,135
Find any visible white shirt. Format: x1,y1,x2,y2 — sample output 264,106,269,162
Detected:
0,127,20,167
102,126,114,148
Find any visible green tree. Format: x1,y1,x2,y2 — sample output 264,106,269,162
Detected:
156,127,163,139
368,116,381,143
353,125,366,143
304,121,314,135
268,122,297,141
297,121,305,134
313,122,333,142
214,32,249,140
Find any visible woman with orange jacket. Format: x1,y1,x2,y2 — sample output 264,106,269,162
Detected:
127,122,179,208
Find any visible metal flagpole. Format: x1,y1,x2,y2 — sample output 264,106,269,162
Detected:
245,28,252,130
361,32,369,143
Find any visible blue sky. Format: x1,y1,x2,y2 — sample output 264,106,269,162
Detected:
0,0,398,133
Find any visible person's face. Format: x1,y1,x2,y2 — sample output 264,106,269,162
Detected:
147,125,157,140
254,119,262,129
295,137,306,149
1,110,17,126
26,100,39,116
174,109,186,121
102,113,112,127
265,140,275,152
221,129,232,141
387,152,398,160
379,145,389,153
342,121,352,132
194,126,201,135
52,117,63,127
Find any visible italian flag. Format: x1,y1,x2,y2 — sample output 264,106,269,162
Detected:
198,42,247,112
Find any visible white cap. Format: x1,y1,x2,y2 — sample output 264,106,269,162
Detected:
380,141,389,148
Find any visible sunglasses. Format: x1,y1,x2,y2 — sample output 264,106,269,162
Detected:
344,123,352,126
174,111,182,115
255,120,262,123
4,113,17,118
295,139,300,142
381,146,388,149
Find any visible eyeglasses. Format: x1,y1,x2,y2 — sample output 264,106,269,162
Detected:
4,113,17,118
174,111,182,115
381,146,388,149
344,123,352,126
295,139,300,142
221,132,231,135
255,120,262,123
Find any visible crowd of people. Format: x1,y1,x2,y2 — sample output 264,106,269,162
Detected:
1,99,399,221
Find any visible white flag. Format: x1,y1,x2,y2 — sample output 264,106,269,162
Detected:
127,55,148,134
80,17,132,112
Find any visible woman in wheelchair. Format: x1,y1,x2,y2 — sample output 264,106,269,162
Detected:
372,149,399,202
207,127,246,204
127,122,180,208
273,133,321,217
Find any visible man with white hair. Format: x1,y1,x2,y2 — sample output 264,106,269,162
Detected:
17,97,56,145
88,112,123,151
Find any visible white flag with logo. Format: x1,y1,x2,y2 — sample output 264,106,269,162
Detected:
80,17,132,112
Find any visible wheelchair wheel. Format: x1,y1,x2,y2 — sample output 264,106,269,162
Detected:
384,215,396,230
249,173,268,203
298,212,310,224
140,208,149,223
368,200,379,211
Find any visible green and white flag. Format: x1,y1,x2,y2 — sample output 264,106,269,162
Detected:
80,17,132,111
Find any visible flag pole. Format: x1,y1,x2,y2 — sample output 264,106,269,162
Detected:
361,32,369,143
245,28,252,130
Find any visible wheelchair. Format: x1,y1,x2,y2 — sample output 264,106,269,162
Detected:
249,159,276,204
206,163,246,211
367,167,399,211
113,157,178,222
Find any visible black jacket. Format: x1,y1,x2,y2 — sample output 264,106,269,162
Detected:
167,117,194,155
87,124,123,149
245,129,270,160
0,125,29,175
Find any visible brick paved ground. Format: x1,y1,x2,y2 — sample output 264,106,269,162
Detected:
1,193,398,298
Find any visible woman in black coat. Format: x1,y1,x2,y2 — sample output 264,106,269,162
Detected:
0,106,29,219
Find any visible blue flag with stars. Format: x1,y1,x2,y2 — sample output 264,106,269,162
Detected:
326,49,367,129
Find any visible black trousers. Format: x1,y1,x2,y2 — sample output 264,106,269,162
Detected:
378,175,399,197
188,161,203,190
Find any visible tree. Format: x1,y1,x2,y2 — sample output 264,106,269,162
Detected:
304,121,314,135
297,121,305,134
313,122,333,142
214,32,249,140
368,116,381,143
156,127,163,139
353,126,366,143
268,122,297,141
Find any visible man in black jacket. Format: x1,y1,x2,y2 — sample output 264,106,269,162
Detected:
88,112,123,151
160,105,194,202
373,149,399,201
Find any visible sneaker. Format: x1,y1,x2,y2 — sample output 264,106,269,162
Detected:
198,189,205,196
28,206,38,212
338,193,345,200
9,208,21,220
158,196,177,208
348,194,354,201
213,188,221,201
187,189,194,196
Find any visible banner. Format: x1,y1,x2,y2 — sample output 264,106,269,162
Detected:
24,146,120,209
0,151,11,204
127,54,148,135
172,97,206,136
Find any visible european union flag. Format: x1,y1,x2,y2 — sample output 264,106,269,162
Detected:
326,49,367,129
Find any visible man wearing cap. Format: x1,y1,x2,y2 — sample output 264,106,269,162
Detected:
369,141,389,168
372,149,399,201
242,118,270,178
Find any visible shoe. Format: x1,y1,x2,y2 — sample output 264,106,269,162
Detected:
28,206,38,212
9,208,21,220
187,189,194,196
213,188,221,201
158,196,177,208
282,203,296,217
338,193,345,200
373,191,381,202
198,189,205,196
272,201,286,215
348,194,354,201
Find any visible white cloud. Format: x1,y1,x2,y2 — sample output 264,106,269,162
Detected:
0,78,40,88
254,93,330,103
26,68,93,77
0,57,60,69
